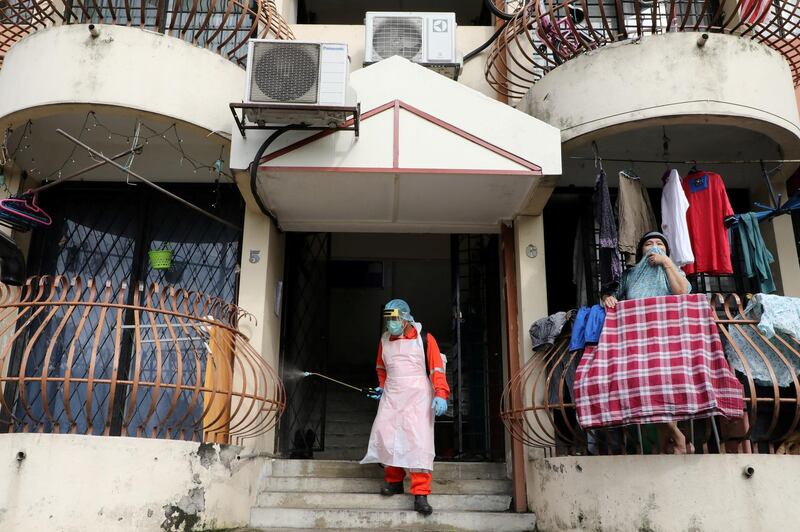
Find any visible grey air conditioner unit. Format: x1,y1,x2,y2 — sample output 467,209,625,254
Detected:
243,40,357,128
364,12,462,80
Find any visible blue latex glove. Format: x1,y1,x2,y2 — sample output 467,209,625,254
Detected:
432,397,447,417
367,387,383,401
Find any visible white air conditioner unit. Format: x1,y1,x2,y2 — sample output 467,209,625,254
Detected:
364,12,462,80
242,40,357,128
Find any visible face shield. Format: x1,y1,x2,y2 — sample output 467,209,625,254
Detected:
382,307,406,336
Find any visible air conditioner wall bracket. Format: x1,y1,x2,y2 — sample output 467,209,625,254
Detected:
229,102,361,138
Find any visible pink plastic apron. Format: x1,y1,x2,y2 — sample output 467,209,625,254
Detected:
360,323,435,471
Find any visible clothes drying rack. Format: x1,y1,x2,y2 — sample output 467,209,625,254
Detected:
569,142,800,225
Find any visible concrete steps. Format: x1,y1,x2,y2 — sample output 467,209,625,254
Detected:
256,492,512,511
264,476,511,495
261,476,513,495
314,448,366,460
250,459,535,531
250,508,535,531
319,382,375,460
270,459,509,480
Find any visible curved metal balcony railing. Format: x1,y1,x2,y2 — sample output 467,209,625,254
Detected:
0,0,294,66
501,293,800,455
0,276,284,445
486,0,800,102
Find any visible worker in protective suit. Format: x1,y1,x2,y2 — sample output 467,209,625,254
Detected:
360,299,450,516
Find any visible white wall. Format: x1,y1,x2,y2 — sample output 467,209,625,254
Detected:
0,24,245,134
514,215,548,357
235,189,286,454
0,433,263,531
520,32,800,153
290,24,497,98
528,454,800,531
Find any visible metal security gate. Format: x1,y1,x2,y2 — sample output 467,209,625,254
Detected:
3,183,243,438
451,234,504,461
278,232,330,456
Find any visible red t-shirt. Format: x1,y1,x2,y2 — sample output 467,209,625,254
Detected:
681,171,734,275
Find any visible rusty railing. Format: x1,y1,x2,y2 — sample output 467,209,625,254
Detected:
0,276,284,445
0,0,294,66
486,0,800,102
501,293,800,455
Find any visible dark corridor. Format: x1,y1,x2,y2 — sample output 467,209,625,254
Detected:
277,233,505,462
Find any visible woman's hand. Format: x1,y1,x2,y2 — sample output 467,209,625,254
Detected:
647,252,670,267
602,295,618,309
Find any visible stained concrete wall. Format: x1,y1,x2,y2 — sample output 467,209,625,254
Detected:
0,433,264,532
0,24,245,132
519,32,800,152
527,454,800,532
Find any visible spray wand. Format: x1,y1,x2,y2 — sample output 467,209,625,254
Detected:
302,372,379,398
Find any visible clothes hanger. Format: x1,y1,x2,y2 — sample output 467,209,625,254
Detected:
0,192,52,227
620,169,640,180
592,141,604,173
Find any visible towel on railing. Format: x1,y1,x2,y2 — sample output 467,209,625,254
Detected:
574,294,745,429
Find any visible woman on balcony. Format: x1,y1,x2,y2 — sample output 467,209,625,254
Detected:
601,231,690,309
600,231,693,453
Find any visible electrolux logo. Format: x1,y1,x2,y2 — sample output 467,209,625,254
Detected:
432,19,448,32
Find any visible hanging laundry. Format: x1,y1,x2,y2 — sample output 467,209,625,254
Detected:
736,212,776,293
660,169,694,267
548,350,582,405
568,304,605,351
746,293,800,341
593,170,622,291
529,311,569,350
616,171,657,265
723,324,799,387
529,312,578,405
573,294,745,429
682,170,734,275
572,219,588,307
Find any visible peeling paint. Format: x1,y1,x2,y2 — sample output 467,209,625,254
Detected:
194,442,241,472
162,487,205,532
196,443,217,469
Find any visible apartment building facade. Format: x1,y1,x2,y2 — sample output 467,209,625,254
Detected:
0,0,799,530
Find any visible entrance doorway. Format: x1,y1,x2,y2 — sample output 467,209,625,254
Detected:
277,233,504,462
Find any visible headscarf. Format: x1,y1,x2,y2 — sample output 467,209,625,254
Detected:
635,231,671,262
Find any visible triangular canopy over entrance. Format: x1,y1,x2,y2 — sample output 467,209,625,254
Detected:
231,56,561,233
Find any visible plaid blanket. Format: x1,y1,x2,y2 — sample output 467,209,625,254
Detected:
574,294,745,429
